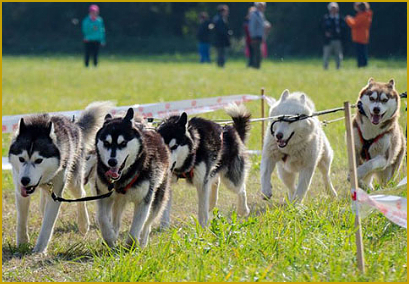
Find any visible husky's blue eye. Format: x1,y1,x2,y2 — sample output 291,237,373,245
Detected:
35,159,43,164
170,145,178,151
19,157,25,163
119,141,127,147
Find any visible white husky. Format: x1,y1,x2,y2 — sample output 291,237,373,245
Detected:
260,90,337,203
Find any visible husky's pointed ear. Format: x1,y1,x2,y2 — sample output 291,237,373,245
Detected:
104,113,112,121
17,118,26,136
300,94,306,104
124,108,134,121
178,112,188,127
388,79,395,89
367,77,374,85
280,89,290,101
47,121,57,142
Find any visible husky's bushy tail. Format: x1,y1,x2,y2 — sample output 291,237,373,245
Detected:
225,103,251,143
76,101,114,145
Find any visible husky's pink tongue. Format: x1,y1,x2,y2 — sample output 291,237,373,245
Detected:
20,187,29,197
106,168,120,179
371,114,381,125
278,140,287,148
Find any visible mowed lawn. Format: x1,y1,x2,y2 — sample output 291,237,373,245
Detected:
1,55,407,281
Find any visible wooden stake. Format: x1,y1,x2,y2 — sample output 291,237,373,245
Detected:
261,88,265,148
344,101,365,273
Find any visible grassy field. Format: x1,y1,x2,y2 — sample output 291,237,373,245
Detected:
1,55,407,281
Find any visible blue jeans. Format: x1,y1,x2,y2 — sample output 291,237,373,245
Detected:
356,43,368,67
198,42,211,63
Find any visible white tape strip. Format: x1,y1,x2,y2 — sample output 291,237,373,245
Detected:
2,94,261,134
2,157,12,171
356,188,407,228
397,177,407,187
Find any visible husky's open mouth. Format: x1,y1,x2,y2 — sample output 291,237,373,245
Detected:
20,177,42,197
105,156,128,183
370,113,385,125
277,132,294,148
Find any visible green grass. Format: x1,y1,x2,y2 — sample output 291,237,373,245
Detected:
1,55,407,281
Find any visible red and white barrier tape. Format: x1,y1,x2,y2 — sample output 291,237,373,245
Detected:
2,94,261,134
356,187,407,228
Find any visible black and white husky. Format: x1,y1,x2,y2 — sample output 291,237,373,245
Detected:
157,104,251,227
94,108,170,248
8,102,113,253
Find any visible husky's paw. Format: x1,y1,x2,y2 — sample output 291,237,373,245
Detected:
125,236,139,249
139,235,149,249
260,191,272,200
78,221,89,236
17,233,30,246
32,245,47,255
238,205,250,217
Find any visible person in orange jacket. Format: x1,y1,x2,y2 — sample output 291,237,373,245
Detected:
345,2,373,67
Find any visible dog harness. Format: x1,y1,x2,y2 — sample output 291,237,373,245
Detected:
115,173,140,194
355,124,387,161
176,130,225,180
176,168,195,179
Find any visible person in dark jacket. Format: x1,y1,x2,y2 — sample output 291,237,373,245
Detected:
197,12,212,63
249,2,269,69
321,2,346,70
212,5,231,68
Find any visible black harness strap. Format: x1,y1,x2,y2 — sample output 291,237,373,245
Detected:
51,184,114,203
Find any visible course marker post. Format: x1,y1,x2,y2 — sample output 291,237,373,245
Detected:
261,88,265,148
344,101,365,273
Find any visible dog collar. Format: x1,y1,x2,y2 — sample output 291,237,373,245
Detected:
355,124,387,161
176,168,195,179
116,173,140,194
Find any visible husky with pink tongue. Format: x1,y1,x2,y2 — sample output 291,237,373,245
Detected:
8,101,113,254
94,108,170,248
260,90,337,203
353,78,406,190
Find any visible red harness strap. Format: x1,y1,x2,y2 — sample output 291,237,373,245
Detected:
117,173,140,194
355,125,387,161
177,131,224,180
178,168,195,179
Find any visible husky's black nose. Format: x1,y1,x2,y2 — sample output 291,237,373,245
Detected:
108,159,118,167
276,132,283,140
373,107,380,114
21,177,30,186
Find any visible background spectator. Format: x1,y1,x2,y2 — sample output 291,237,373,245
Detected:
197,12,212,63
321,2,346,70
82,4,106,67
249,2,269,69
213,4,231,68
345,2,373,68
243,6,256,67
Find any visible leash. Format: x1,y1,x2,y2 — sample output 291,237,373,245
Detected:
51,172,141,203
51,184,114,203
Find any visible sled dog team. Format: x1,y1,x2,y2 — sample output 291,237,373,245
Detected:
8,78,406,253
